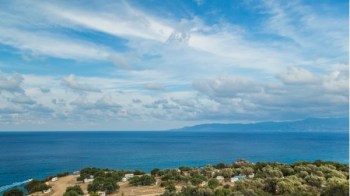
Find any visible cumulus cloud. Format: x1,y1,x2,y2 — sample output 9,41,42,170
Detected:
277,67,319,85
0,0,347,129
62,75,101,93
40,88,51,93
192,67,348,121
193,76,261,98
0,72,24,93
10,95,36,105
144,82,164,91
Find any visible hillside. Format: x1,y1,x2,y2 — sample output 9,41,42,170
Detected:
176,117,349,132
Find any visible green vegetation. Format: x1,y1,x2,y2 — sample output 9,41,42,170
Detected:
208,179,220,189
24,179,51,193
129,175,156,186
22,160,348,196
133,169,146,175
3,188,23,196
77,167,123,194
63,185,84,196
158,160,349,196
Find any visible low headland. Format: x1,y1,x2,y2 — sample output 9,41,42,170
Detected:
3,160,349,196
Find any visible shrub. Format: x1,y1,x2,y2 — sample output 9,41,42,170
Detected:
129,175,156,186
208,178,220,189
25,179,51,193
64,185,84,195
151,168,160,176
3,189,23,196
133,170,145,175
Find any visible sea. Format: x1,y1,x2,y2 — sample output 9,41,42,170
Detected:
0,131,348,193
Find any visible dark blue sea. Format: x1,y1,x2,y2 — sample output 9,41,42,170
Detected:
0,131,348,192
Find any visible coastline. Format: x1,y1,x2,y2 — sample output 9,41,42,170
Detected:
3,160,349,196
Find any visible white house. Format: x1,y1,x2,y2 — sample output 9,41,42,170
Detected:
51,177,58,182
121,177,127,182
73,171,80,175
124,173,134,179
84,178,94,183
230,175,246,183
84,175,94,183
43,188,52,194
230,177,239,183
216,176,224,181
248,173,255,178
97,191,106,196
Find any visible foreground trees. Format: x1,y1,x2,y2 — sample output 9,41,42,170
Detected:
160,160,348,196
64,185,84,196
3,189,23,196
24,179,51,194
129,175,156,186
22,160,348,196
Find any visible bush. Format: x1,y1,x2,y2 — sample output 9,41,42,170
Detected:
164,181,176,193
208,178,220,189
88,177,119,194
151,168,160,176
3,189,23,196
129,175,156,186
24,179,51,193
64,185,84,195
134,170,146,175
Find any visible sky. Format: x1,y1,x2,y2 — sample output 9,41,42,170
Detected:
0,0,348,131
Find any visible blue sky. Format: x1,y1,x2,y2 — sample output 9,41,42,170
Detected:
0,0,348,130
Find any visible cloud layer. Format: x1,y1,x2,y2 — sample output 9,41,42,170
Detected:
0,0,348,130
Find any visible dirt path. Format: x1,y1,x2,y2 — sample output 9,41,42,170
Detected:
47,175,81,196
30,175,165,196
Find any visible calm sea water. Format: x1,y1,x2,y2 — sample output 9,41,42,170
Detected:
0,131,348,190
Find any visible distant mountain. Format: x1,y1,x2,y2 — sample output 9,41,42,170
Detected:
175,117,349,132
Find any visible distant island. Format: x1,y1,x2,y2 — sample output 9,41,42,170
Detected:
3,160,349,196
174,117,349,132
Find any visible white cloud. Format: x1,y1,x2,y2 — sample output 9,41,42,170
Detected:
193,76,262,98
144,82,164,91
0,72,24,93
62,75,101,93
277,67,319,85
44,2,173,42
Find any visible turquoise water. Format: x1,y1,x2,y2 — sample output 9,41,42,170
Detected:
0,131,348,191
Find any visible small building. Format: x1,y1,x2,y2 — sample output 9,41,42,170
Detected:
51,177,58,182
200,181,207,187
97,191,106,196
84,178,94,183
121,177,127,182
216,176,224,182
230,175,246,183
43,188,52,194
248,173,255,178
84,175,94,183
124,173,134,179
234,159,249,165
73,171,80,175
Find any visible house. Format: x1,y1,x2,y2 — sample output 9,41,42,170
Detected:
121,177,127,182
84,178,94,183
73,171,80,175
230,175,246,183
97,191,106,196
216,176,224,182
234,159,249,165
124,173,134,179
248,173,255,178
51,177,58,182
43,188,52,194
84,175,94,183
